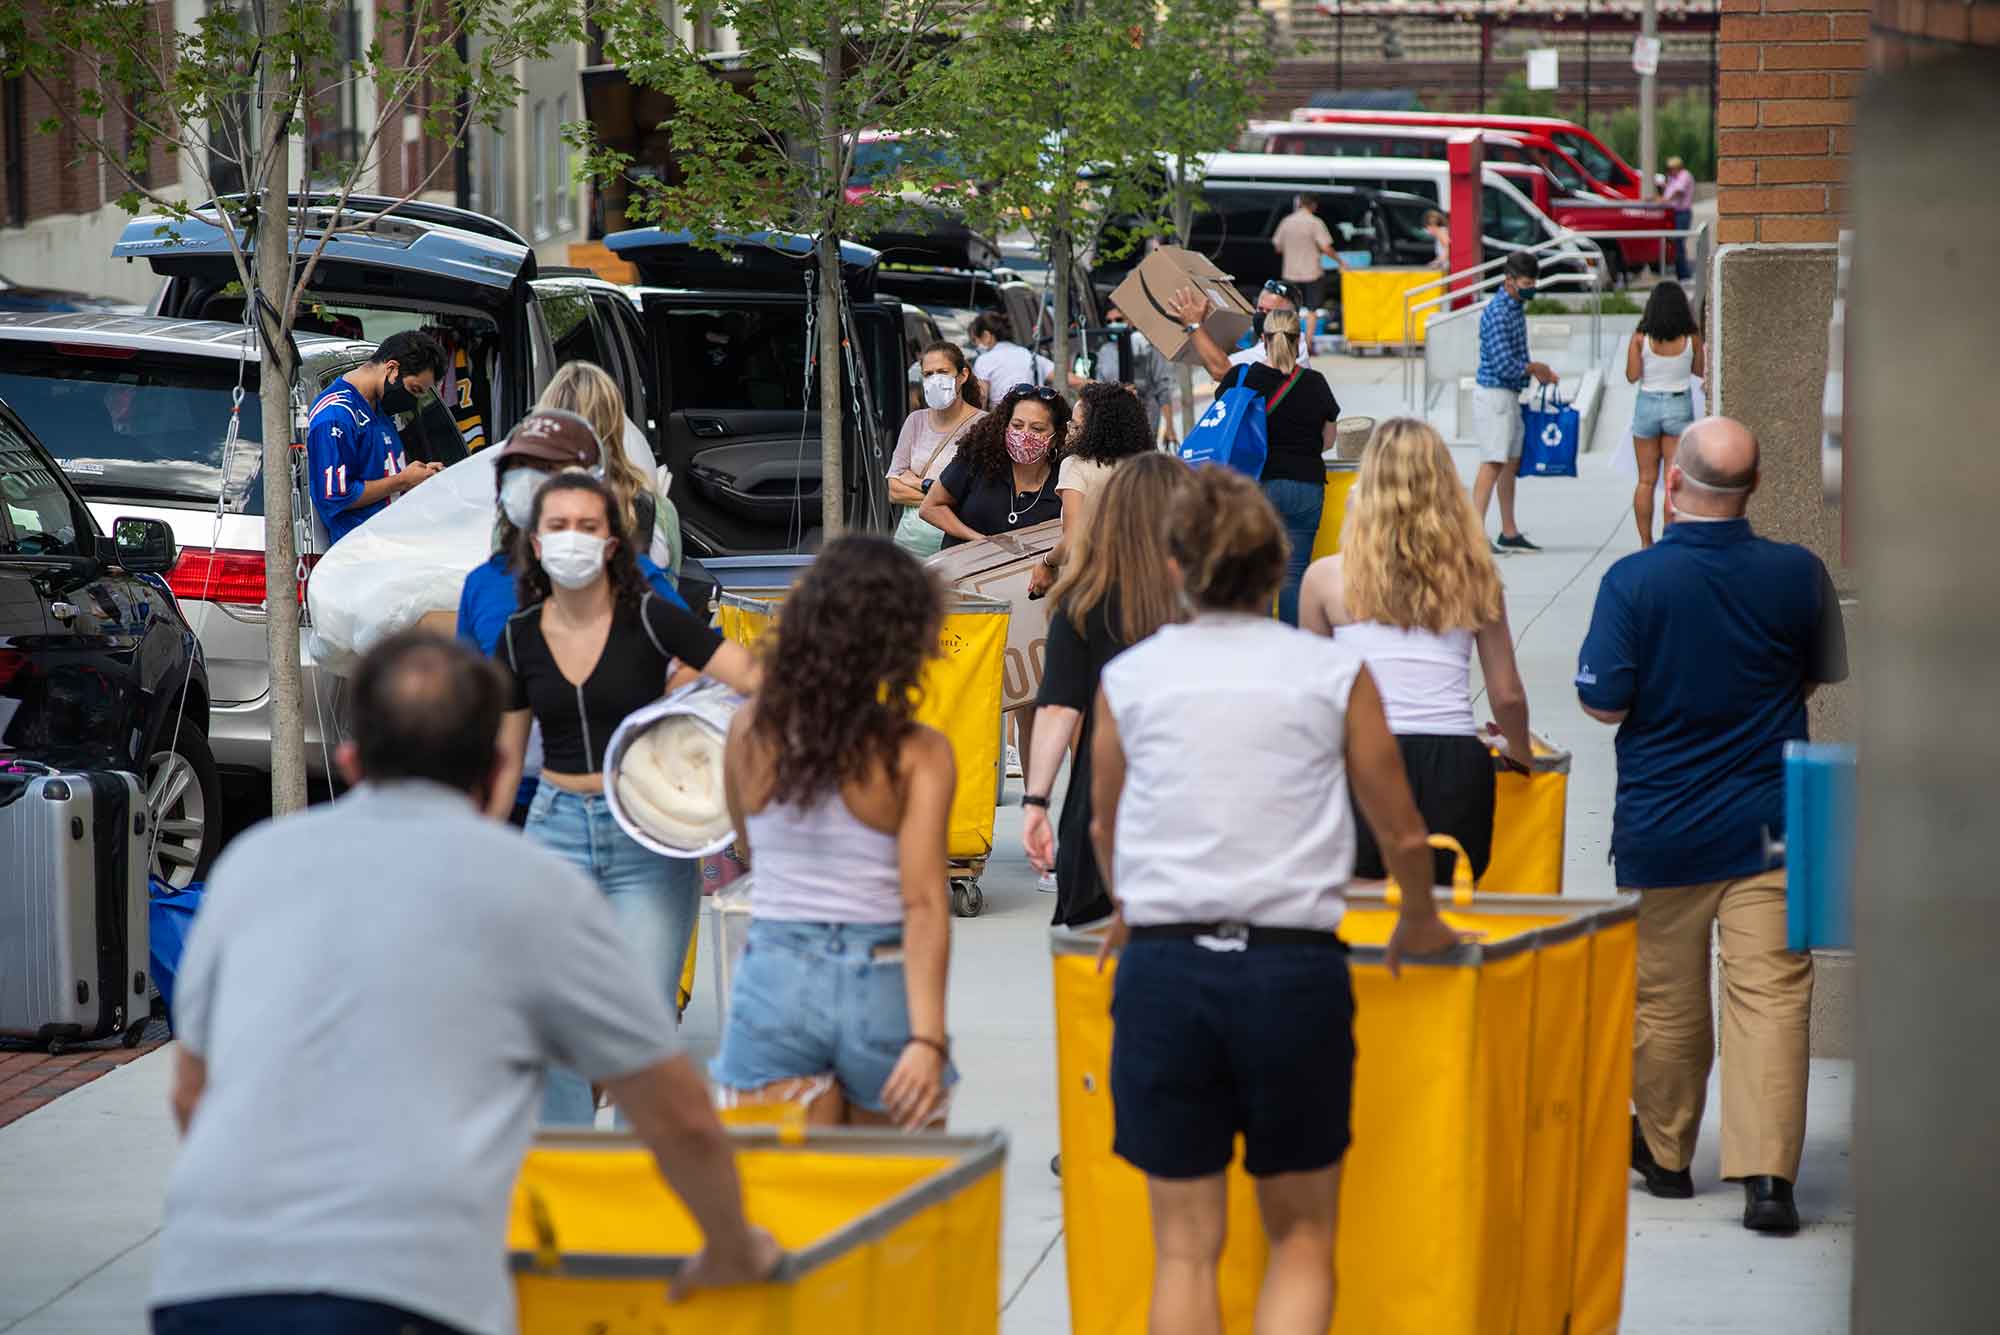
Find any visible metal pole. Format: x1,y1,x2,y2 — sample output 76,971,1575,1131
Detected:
1639,0,1659,199
1336,0,1344,90
1478,1,1488,112
1584,0,1593,126
1709,0,1720,177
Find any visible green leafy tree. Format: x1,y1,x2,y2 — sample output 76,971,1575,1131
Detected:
582,0,977,538
0,0,584,813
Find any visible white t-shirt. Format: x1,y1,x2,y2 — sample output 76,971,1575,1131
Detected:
1227,340,1311,372
974,340,1055,398
154,782,680,1335
1100,613,1366,931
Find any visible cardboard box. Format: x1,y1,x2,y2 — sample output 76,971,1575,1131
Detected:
1110,247,1257,367
925,518,1061,715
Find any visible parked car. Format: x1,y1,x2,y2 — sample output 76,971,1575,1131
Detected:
1287,107,1649,200
0,395,215,885
0,273,144,316
0,312,375,786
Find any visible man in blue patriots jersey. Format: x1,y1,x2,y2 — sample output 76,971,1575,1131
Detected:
307,331,449,545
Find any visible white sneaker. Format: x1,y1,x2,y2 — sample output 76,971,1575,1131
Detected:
1006,746,1023,779
1037,870,1059,893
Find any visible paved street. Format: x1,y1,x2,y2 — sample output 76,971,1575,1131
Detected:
0,424,1853,1334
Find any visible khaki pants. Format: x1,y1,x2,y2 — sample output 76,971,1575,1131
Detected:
1630,869,1814,1181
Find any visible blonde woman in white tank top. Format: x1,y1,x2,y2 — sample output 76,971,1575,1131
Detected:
1625,281,1708,547
1299,418,1534,886
712,537,957,1129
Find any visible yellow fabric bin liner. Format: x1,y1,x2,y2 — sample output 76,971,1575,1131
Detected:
509,1127,1006,1334
1485,732,1572,894
1051,881,1637,1335
1309,459,1361,563
1339,267,1440,347
720,591,1009,866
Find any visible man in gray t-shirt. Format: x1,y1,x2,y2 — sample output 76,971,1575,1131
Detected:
150,633,775,1335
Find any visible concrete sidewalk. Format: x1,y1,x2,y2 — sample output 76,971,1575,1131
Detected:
0,443,1853,1333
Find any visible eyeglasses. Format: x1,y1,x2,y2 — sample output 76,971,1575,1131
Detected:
1261,279,1299,303
1009,384,1061,402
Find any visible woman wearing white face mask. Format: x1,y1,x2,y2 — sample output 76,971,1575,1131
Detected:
887,342,984,559
456,410,694,825
487,468,759,1125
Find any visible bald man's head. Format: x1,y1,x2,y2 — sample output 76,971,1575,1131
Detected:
1672,416,1759,516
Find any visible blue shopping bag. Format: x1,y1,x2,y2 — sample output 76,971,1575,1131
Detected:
1519,385,1580,478
1179,368,1300,479
149,876,205,1028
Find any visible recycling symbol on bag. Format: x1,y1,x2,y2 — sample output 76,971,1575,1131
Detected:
1540,421,1565,448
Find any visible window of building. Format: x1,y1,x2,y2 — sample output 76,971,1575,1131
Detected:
531,100,549,240
554,93,571,235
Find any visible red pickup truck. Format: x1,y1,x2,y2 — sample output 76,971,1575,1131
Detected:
1489,162,1678,282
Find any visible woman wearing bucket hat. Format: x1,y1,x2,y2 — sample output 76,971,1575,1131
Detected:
485,469,760,1125
1299,418,1534,887
711,536,959,1130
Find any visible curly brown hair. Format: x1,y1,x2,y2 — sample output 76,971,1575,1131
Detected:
511,472,650,610
752,536,945,805
954,384,1070,482
1069,381,1153,465
1168,466,1289,613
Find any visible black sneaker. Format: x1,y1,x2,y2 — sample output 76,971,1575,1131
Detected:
1496,532,1542,553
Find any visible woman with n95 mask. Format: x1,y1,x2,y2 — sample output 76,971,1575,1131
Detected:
887,341,985,559
486,468,759,1125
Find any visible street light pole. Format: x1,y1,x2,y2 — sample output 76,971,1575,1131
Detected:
1639,0,1659,199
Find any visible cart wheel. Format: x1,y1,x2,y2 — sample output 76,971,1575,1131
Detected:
951,880,985,919
122,1023,147,1049
47,1038,65,1057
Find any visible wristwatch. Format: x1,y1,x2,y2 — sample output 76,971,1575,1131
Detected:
1021,793,1050,809
920,476,934,493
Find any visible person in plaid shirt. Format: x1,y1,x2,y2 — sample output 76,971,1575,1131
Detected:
1471,252,1560,554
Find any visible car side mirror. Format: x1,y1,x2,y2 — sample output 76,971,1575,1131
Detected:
111,516,177,575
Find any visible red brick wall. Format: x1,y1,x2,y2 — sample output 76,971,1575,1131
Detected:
1715,0,2000,242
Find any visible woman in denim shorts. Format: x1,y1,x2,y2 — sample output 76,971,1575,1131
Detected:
1625,281,1707,547
711,537,957,1128
1091,467,1472,1332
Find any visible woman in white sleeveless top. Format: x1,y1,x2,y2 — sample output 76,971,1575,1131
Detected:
1625,280,1707,546
1299,418,1534,886
712,537,957,1128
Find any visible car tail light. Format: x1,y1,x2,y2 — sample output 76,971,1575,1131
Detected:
167,548,271,606
51,342,140,359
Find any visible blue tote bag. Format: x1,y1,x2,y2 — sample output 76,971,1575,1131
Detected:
1179,367,1301,478
1519,385,1580,478
149,877,205,1028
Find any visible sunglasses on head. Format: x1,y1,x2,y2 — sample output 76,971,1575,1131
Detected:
1262,279,1299,302
1009,384,1061,402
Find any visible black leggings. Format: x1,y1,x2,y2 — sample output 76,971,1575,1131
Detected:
1351,733,1496,886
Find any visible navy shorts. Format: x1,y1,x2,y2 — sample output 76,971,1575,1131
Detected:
1110,935,1356,1180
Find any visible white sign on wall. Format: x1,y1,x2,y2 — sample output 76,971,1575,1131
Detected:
1527,48,1560,90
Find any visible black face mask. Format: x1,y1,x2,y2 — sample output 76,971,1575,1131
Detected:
379,374,421,417
1250,310,1268,340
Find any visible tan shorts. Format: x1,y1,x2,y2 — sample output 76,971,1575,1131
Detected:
1472,386,1526,464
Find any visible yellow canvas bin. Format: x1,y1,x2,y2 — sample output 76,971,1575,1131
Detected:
1051,888,1637,1335
1338,267,1439,349
720,590,1009,918
1484,733,1572,894
1308,459,1360,563
509,1127,1007,1335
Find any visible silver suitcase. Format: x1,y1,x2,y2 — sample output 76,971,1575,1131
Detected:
0,768,151,1052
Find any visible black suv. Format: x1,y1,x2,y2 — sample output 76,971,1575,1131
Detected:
0,398,215,886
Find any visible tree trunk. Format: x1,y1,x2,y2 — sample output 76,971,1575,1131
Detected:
1173,160,1196,434
258,5,307,816
1051,221,1073,396
816,28,844,539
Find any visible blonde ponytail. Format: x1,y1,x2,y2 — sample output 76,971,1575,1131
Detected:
1264,307,1300,375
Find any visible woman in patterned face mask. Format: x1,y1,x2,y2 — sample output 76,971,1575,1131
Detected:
914,383,1068,551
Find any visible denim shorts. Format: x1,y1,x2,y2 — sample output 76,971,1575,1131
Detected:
1111,935,1355,1180
1631,388,1695,440
710,919,960,1113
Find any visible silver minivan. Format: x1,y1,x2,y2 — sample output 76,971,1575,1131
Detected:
0,312,375,780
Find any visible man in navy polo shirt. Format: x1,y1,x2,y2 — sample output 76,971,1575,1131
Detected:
1576,416,1846,1236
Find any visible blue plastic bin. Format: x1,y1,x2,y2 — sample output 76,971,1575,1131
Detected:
1783,742,1855,951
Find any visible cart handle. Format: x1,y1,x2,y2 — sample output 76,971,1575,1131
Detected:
1382,834,1476,909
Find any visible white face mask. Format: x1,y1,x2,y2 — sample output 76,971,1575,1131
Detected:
922,373,960,411
537,529,609,590
499,469,543,528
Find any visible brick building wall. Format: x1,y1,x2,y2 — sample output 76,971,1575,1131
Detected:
1714,0,2000,242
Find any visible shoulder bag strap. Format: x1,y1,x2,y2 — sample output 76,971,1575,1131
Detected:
915,411,975,478
1265,368,1304,412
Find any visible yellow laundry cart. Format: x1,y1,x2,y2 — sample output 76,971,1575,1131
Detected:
1309,458,1361,562
509,1127,1007,1334
720,590,1009,918
1484,733,1572,894
1050,881,1637,1335
1338,266,1440,349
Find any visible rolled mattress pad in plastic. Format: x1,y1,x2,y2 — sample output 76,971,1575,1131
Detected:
604,680,743,858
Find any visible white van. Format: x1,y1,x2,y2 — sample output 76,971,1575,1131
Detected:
1194,152,1602,277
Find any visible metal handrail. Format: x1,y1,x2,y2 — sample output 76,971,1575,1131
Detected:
1401,232,1609,409
1410,269,1605,414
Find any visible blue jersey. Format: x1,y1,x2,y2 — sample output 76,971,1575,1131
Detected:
306,378,407,545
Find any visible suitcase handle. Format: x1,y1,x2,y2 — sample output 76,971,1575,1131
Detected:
1383,834,1476,909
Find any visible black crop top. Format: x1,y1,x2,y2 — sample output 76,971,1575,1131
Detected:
497,591,721,774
